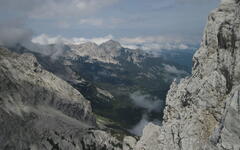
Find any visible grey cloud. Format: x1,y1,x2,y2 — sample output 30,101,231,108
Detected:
130,91,163,112
129,115,149,136
0,0,118,59
0,20,66,60
0,22,33,47
129,114,161,136
0,0,118,19
23,39,69,60
163,64,187,75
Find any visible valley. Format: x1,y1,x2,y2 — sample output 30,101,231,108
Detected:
9,40,194,136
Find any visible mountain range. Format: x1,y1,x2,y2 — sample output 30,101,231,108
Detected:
1,0,239,149
8,39,193,137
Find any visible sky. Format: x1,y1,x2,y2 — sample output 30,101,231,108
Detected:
0,0,220,50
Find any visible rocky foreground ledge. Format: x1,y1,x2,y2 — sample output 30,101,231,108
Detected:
134,0,240,149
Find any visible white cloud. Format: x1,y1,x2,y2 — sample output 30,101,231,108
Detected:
163,64,187,74
130,91,162,112
120,35,193,51
129,114,161,136
32,34,195,51
32,34,114,45
129,115,149,136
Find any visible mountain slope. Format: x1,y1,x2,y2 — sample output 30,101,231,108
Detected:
62,41,190,128
10,40,192,134
135,0,240,149
0,47,121,150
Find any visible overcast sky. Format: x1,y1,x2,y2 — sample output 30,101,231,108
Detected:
0,0,220,50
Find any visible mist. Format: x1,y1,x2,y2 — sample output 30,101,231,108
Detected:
129,115,149,136
130,91,163,112
0,22,69,61
129,91,163,136
129,114,161,136
0,22,32,47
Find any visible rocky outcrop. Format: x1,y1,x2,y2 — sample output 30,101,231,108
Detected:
135,0,240,149
0,47,121,150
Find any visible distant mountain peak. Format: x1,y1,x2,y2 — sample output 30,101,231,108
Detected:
79,41,98,48
100,40,122,49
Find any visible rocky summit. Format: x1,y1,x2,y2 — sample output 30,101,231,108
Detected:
134,0,240,149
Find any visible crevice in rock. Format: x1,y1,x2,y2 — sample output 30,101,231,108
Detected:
237,91,240,114
47,138,61,150
81,140,86,150
220,67,233,94
181,90,191,107
177,131,182,150
216,48,220,65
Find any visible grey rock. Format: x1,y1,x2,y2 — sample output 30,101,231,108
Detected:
0,47,121,150
123,136,137,150
135,0,240,150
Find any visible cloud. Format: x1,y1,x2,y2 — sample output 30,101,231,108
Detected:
0,0,118,48
120,36,193,51
130,91,163,112
32,34,114,45
0,21,33,47
129,115,149,136
32,34,195,51
31,0,118,19
129,91,163,136
163,64,187,75
0,0,118,19
129,114,161,136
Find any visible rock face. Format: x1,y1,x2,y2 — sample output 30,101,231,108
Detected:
0,47,121,150
135,0,240,150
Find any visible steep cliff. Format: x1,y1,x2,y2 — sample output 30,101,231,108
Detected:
135,0,240,149
0,47,121,150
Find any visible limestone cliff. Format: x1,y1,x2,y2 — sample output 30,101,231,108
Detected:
0,47,121,150
135,0,240,149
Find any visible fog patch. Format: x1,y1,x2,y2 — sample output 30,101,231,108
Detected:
130,91,163,112
163,64,187,75
0,22,68,60
129,114,161,136
0,22,33,47
129,115,149,136
129,91,163,136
